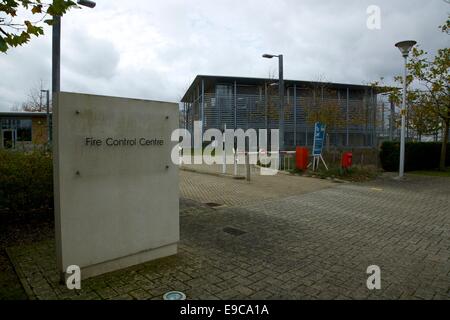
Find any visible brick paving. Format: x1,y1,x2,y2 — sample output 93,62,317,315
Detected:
0,211,54,300
180,167,335,207
5,172,450,300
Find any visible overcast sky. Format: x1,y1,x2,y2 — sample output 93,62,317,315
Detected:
0,0,448,111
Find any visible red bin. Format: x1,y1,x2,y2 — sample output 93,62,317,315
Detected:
341,152,353,169
296,147,309,170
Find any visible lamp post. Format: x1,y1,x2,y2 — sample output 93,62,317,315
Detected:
41,89,51,143
52,0,96,97
395,40,416,178
262,53,284,158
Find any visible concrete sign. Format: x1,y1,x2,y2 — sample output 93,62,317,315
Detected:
53,92,179,279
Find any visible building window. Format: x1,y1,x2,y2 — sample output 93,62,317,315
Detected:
1,118,17,129
17,119,32,142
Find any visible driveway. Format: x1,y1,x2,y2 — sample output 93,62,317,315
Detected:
6,171,450,300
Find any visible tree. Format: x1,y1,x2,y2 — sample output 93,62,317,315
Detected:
304,78,354,146
406,93,441,141
11,81,52,112
264,71,282,123
386,85,442,141
0,0,77,53
393,16,449,170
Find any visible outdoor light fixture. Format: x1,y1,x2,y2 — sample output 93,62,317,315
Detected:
41,89,51,143
77,0,96,8
163,291,186,300
395,40,417,58
395,40,417,178
262,53,285,162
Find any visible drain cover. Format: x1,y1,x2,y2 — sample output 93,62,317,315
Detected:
163,291,186,300
223,227,247,236
205,202,223,208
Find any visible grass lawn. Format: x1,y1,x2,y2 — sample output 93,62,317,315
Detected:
409,168,450,177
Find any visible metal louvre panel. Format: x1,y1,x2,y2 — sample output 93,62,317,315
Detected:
183,90,381,147
189,96,376,131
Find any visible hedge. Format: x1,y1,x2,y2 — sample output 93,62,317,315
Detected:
0,150,53,212
380,141,450,172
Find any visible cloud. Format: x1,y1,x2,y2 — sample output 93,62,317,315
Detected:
0,0,448,111
64,33,120,79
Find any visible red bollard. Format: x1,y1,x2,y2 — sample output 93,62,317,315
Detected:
296,147,309,170
341,152,353,169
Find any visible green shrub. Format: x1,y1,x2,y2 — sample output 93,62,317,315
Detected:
380,141,450,172
0,150,53,212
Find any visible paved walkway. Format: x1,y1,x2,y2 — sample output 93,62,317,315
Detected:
6,172,450,300
180,168,335,207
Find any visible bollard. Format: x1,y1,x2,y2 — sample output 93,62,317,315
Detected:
245,139,250,181
222,146,226,174
233,148,238,176
222,124,226,174
245,153,250,181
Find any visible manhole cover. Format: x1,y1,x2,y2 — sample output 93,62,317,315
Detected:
205,202,223,208
223,227,247,236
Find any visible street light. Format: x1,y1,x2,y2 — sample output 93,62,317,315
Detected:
41,89,51,143
395,40,416,178
52,0,96,96
77,0,96,8
262,53,284,160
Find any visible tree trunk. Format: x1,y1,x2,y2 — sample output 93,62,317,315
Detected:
440,119,449,171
